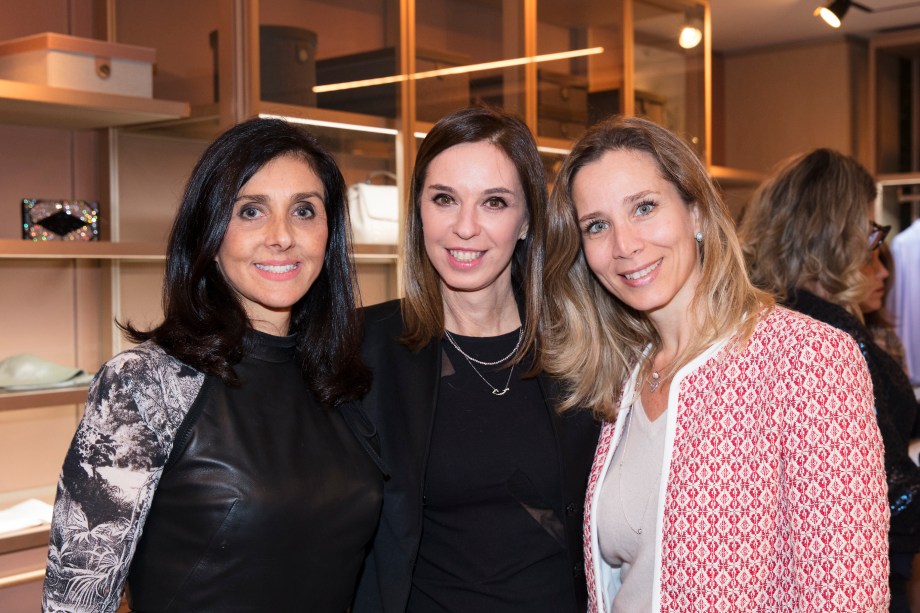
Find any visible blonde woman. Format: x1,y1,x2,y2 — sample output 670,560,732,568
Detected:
541,117,889,611
741,148,920,613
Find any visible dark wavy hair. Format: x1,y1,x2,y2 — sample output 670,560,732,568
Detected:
401,105,547,368
123,117,370,406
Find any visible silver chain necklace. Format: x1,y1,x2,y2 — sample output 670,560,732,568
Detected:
457,353,516,396
443,327,522,396
444,327,523,366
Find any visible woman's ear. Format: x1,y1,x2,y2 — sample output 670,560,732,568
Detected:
690,202,702,238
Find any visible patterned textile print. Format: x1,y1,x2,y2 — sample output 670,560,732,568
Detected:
42,342,204,613
584,307,890,612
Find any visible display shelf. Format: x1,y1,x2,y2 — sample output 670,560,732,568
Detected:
0,566,46,591
709,165,766,187
0,240,165,260
0,241,393,262
0,387,88,413
0,78,190,129
0,525,49,557
124,102,222,139
877,172,920,186
354,243,398,262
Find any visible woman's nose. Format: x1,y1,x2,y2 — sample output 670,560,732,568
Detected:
267,216,294,249
610,223,641,258
453,203,480,239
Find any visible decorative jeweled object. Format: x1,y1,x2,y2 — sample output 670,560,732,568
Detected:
21,199,99,241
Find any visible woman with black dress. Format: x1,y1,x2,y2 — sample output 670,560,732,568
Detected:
42,117,384,613
741,148,920,613
352,106,599,613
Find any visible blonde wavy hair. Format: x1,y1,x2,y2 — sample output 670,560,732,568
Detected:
540,116,772,418
739,148,877,321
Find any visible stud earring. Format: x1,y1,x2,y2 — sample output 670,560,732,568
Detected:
694,231,703,243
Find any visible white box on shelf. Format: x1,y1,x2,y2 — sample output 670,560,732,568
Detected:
0,32,155,98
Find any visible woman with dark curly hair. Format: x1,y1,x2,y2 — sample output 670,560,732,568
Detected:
43,117,385,613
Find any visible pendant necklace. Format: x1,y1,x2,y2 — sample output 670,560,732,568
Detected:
444,327,522,396
649,370,661,392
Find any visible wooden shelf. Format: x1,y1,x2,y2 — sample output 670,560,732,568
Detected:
354,243,398,263
0,240,394,262
0,240,164,260
709,165,766,187
0,79,190,129
877,172,920,186
0,387,88,413
0,525,49,556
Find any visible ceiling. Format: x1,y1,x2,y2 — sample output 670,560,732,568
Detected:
710,0,920,53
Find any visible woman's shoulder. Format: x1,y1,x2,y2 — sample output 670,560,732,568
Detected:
91,341,205,431
98,341,203,387
360,298,403,325
748,306,863,363
360,299,407,345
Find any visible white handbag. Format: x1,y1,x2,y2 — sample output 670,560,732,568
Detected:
347,176,399,244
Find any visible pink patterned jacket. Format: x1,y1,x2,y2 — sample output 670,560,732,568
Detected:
584,307,890,612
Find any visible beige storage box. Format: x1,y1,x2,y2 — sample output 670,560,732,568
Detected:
0,32,155,97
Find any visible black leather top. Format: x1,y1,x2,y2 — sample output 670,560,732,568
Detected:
127,330,383,612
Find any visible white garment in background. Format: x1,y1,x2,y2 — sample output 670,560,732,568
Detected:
890,218,920,385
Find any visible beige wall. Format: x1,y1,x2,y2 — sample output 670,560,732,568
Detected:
721,37,868,174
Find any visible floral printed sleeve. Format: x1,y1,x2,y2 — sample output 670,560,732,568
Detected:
42,343,204,613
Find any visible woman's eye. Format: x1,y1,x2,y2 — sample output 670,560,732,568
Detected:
239,205,262,219
294,203,316,219
635,201,656,216
584,220,609,235
484,196,508,210
432,193,453,206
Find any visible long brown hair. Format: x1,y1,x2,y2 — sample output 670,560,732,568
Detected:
401,105,547,367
